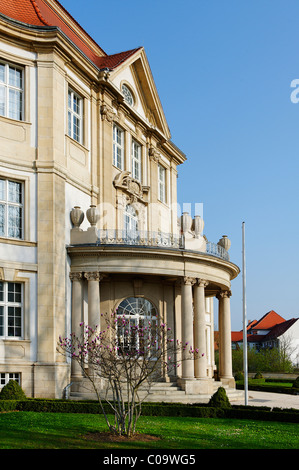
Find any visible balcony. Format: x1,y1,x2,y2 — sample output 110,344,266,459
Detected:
73,228,229,261
70,206,231,262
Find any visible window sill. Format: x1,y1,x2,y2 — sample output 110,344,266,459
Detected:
65,134,89,152
0,338,29,343
112,164,124,172
0,237,36,247
0,115,31,126
158,198,168,208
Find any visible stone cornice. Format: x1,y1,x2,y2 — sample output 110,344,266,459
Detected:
67,244,240,282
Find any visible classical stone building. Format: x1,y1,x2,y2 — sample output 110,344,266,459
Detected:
0,0,240,401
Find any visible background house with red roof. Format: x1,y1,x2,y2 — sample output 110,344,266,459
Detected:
230,310,299,366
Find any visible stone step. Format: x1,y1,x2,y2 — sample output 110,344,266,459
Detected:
70,389,243,404
69,379,244,404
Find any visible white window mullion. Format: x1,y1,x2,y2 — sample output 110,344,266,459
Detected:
0,179,23,239
0,62,23,121
131,140,141,182
158,164,166,204
0,372,20,389
113,124,124,170
68,88,83,144
0,282,23,339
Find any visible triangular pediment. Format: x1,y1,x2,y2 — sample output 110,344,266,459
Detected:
109,48,171,140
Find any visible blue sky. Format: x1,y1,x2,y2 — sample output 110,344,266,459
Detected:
60,0,299,330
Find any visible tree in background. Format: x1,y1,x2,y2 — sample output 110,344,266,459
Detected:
232,344,294,374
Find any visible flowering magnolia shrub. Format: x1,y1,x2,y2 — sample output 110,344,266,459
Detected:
58,311,197,436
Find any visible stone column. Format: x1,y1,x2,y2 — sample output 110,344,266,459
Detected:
193,279,209,379
217,292,223,378
69,272,83,378
84,272,101,331
181,276,195,380
218,290,235,387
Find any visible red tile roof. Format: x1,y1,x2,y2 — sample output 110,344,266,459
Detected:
0,0,141,70
247,319,258,330
231,331,243,342
0,0,45,25
96,49,142,70
250,310,285,331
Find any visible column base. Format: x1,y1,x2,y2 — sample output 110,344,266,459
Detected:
177,377,215,395
220,376,235,388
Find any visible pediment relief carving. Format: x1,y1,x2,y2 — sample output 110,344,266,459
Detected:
113,171,149,205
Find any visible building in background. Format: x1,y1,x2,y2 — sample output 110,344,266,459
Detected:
231,310,299,366
0,0,240,401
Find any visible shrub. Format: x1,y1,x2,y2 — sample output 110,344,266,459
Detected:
235,371,244,381
292,376,299,391
0,380,26,400
254,372,264,379
208,386,231,408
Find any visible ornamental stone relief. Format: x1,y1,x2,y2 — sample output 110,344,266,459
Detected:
100,104,116,123
149,146,161,163
113,171,149,205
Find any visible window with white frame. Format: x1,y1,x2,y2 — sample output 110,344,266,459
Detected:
0,61,24,121
116,297,158,356
0,372,20,389
131,139,141,181
68,88,83,144
158,164,166,204
0,282,23,338
113,124,124,169
0,178,23,239
124,204,138,239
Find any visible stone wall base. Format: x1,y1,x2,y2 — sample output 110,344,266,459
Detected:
0,362,71,398
220,376,236,388
177,377,215,395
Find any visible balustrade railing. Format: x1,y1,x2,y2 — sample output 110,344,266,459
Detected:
97,229,181,248
96,229,229,261
206,241,229,261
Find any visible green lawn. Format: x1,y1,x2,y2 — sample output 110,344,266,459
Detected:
0,411,298,449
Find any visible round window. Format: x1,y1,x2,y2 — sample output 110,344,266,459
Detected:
121,84,134,106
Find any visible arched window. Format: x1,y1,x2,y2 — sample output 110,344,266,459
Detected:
124,204,138,239
116,297,158,356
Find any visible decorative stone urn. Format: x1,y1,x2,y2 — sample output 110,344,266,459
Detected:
70,206,84,230
181,212,192,234
193,215,204,237
217,235,231,251
86,205,99,227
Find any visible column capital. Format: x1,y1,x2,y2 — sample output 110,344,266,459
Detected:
69,272,83,281
196,278,209,288
84,272,103,282
182,276,196,286
217,289,232,299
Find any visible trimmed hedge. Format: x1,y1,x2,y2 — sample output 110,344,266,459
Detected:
236,382,298,395
0,398,298,423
